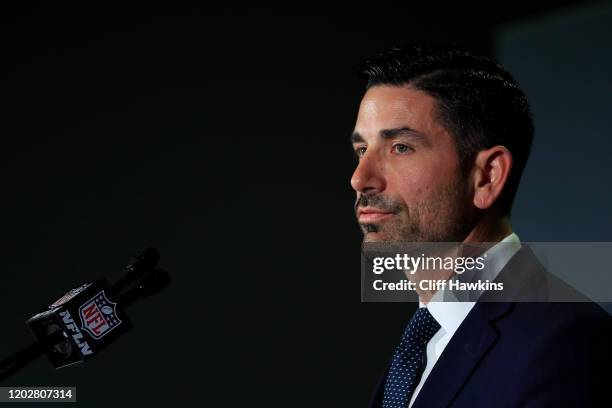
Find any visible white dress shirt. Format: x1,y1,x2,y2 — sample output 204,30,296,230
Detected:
408,233,522,407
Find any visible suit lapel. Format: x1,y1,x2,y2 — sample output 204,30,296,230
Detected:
410,245,550,406
410,301,512,407
369,302,512,408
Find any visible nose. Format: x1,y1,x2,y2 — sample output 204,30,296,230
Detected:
350,152,385,195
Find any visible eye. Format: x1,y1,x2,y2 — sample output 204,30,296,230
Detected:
392,144,413,154
354,145,367,158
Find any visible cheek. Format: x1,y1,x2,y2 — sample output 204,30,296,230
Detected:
388,161,442,204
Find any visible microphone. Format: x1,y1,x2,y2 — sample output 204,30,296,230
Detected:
119,267,171,307
0,247,170,381
111,247,160,296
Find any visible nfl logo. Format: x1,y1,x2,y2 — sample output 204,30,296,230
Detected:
79,290,122,339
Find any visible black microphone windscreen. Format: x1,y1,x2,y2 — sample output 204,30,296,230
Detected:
111,247,160,296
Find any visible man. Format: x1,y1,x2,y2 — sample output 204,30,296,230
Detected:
351,45,612,407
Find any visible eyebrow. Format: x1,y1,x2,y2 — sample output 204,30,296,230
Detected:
350,127,428,144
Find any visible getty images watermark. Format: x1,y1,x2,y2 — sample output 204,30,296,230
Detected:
361,242,612,303
370,251,501,293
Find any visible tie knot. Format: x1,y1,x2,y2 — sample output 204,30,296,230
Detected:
400,307,440,348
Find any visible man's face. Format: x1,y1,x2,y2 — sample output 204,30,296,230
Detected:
351,85,474,243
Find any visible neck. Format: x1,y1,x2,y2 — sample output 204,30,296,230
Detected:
462,208,513,244
418,209,512,305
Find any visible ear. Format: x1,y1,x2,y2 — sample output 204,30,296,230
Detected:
471,146,513,210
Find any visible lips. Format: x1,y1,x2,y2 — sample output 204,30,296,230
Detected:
357,208,394,223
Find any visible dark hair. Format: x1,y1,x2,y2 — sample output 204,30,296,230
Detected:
360,44,534,215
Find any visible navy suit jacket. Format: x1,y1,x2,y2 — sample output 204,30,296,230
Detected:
369,246,612,407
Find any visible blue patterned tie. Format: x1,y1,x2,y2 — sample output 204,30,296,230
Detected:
382,307,441,408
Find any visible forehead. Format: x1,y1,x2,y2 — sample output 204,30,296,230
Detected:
355,85,441,136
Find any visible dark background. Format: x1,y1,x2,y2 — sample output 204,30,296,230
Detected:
1,3,610,406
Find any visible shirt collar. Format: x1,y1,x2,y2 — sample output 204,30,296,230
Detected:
424,232,521,333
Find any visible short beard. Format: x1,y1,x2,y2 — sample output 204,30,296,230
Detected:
356,177,473,243
362,223,379,233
